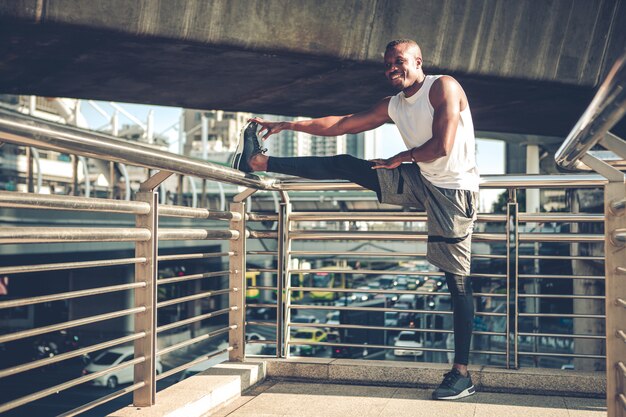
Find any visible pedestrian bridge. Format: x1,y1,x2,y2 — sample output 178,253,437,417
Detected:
0,42,625,416
0,0,625,137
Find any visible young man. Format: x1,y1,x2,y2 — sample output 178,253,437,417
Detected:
233,39,479,400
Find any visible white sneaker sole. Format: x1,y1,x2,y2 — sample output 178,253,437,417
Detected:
435,385,475,400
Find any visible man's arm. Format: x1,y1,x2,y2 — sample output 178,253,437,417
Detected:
250,98,392,140
371,76,464,170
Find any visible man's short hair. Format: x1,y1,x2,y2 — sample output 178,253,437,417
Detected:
386,39,418,51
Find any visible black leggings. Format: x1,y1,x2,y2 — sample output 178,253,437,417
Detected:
268,154,474,365
445,272,474,365
268,154,382,197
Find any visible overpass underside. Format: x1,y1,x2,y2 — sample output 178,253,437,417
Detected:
0,0,625,137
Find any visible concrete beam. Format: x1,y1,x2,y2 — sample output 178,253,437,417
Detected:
0,0,624,136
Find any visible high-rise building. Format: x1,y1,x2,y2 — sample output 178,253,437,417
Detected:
182,110,251,159
262,115,373,158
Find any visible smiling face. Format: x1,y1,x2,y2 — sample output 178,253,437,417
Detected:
384,43,423,95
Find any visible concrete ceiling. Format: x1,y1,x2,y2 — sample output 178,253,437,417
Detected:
0,0,624,138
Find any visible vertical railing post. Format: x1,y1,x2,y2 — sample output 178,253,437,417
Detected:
229,201,246,361
506,188,519,369
134,190,158,406
277,192,291,358
133,171,172,407
605,180,626,417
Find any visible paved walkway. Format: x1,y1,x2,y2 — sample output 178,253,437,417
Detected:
211,381,606,417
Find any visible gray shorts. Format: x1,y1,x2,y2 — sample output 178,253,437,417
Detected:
376,164,478,276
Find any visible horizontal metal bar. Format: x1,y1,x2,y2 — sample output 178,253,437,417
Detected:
611,198,626,215
518,313,605,319
289,250,426,258
290,212,429,222
618,267,626,275
249,230,278,239
0,332,146,379
157,325,235,356
617,298,626,308
518,213,605,222
245,321,277,327
157,288,232,308
0,257,146,275
247,339,277,344
289,268,444,276
289,286,506,298
518,294,605,300
246,303,277,309
0,356,145,414
0,190,149,214
246,213,278,221
0,306,146,344
156,346,233,381
518,255,605,261
0,282,146,310
247,286,278,291
0,108,272,189
57,382,145,417
158,228,239,241
619,394,626,412
518,233,604,242
158,205,241,221
158,270,230,285
612,229,626,245
158,252,233,262
517,332,605,340
289,231,504,242
157,306,236,333
618,330,626,343
555,51,626,170
276,174,608,190
518,351,605,359
0,227,150,244
247,268,278,273
518,274,604,280
293,322,504,337
288,340,504,356
290,303,505,317
247,251,278,256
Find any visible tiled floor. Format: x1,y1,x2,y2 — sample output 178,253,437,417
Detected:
211,381,606,417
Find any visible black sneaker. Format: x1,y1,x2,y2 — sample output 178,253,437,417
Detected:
431,368,475,400
232,121,266,173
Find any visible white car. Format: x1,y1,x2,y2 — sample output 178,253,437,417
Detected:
393,331,424,357
82,346,163,388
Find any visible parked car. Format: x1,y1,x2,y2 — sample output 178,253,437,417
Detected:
290,328,327,356
393,331,424,357
325,311,340,326
83,346,163,388
245,332,267,355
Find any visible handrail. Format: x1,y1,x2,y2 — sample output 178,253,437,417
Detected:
275,174,607,190
0,108,274,190
555,51,626,170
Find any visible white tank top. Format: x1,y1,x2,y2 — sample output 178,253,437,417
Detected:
388,75,480,192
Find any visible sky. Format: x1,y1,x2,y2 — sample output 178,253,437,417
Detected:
80,101,505,211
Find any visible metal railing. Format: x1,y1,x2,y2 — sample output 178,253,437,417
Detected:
0,51,623,415
555,50,626,417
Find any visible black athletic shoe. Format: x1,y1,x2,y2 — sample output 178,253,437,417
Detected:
431,368,476,400
232,121,266,173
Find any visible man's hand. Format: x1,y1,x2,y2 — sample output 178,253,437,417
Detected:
370,156,403,170
249,117,291,140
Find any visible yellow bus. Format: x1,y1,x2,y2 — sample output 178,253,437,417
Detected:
246,271,307,302
309,266,352,302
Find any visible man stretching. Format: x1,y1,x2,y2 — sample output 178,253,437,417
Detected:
233,39,480,400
